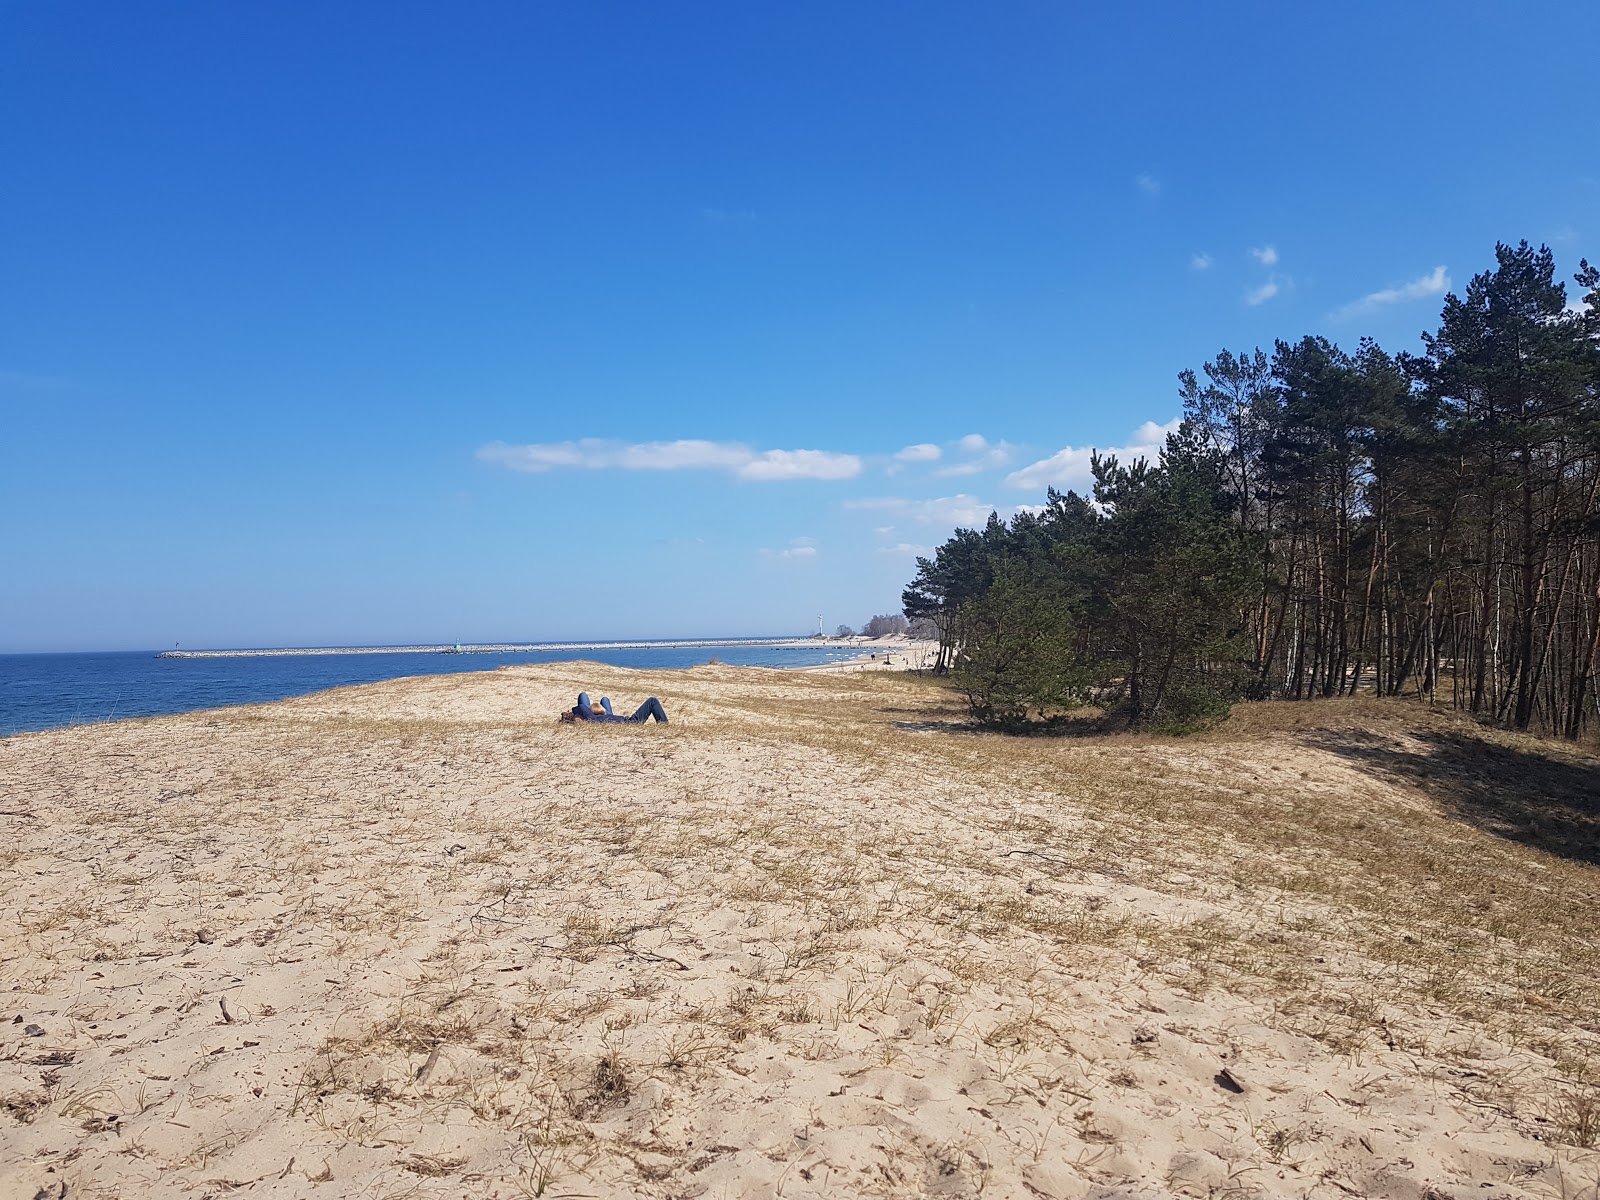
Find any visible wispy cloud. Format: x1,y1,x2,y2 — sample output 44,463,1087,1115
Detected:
1332,265,1451,319
877,542,934,558
894,443,942,462
1242,246,1285,305
844,494,999,529
1245,280,1280,306
1136,173,1161,198
478,439,861,482
929,434,1014,477
1003,418,1181,492
1191,252,1213,270
761,537,818,560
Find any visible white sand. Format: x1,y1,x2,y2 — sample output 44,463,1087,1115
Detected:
1,663,1595,1198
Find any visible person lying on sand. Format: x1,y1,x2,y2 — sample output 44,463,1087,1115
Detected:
565,691,669,724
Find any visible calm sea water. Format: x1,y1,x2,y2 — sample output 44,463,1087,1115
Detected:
0,642,864,736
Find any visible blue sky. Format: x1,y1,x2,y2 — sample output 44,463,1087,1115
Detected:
3,1,1596,651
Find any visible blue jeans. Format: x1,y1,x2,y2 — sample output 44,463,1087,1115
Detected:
626,696,668,723
576,693,667,723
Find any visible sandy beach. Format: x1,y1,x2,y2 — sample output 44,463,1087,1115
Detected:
2,662,1597,1198
802,637,938,673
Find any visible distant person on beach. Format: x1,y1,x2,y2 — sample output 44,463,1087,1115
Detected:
567,692,669,724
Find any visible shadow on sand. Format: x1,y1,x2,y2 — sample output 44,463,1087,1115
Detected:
879,704,1121,738
877,704,977,735
1305,727,1600,868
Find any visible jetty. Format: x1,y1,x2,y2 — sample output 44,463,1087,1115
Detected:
156,637,860,659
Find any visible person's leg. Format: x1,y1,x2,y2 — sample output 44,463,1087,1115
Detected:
627,696,668,723
576,692,593,717
599,697,614,717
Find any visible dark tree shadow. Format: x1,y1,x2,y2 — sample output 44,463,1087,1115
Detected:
890,719,980,734
881,706,1119,738
879,704,979,735
1304,728,1600,868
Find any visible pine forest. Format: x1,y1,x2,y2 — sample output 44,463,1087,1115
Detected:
903,241,1600,737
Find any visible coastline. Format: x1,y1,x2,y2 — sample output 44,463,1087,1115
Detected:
3,640,938,739
2,662,1593,1197
798,636,938,673
157,636,904,659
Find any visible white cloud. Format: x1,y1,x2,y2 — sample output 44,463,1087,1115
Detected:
1136,173,1161,197
1245,280,1280,306
761,537,818,560
1191,252,1213,270
1249,245,1279,266
1332,266,1451,319
740,449,861,481
844,494,999,529
1002,418,1181,492
894,442,942,462
932,435,1015,477
621,441,750,471
479,438,739,473
1373,264,1450,304
877,542,934,558
478,438,861,482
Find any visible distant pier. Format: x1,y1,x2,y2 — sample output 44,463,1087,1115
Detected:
155,637,862,659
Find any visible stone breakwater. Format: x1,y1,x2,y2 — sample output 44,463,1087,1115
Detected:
157,637,878,659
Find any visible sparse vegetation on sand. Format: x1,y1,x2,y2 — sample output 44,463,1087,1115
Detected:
1,663,1597,1197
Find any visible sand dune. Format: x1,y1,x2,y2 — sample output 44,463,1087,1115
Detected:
2,663,1597,1198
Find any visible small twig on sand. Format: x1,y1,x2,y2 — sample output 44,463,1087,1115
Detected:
998,849,1072,867
0,810,36,819
415,1039,443,1085
1453,1090,1512,1116
278,1157,296,1179
604,922,688,970
219,997,235,1024
625,946,690,971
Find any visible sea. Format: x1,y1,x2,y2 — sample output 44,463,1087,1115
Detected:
0,641,866,737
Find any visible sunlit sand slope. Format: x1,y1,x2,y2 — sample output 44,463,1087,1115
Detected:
2,664,1597,1198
